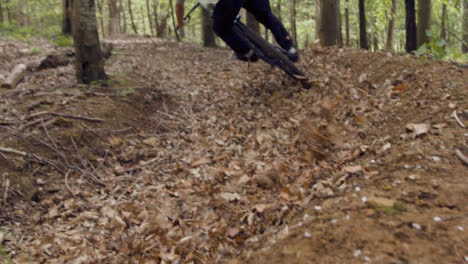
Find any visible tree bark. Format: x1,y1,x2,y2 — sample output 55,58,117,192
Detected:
337,0,343,46
290,0,297,46
247,11,260,33
386,0,397,50
146,0,154,36
202,7,216,47
315,0,321,40
405,0,417,52
141,6,146,34
359,0,368,49
62,0,73,35
318,0,339,46
120,0,126,33
108,0,120,36
72,0,107,84
127,0,138,34
0,0,4,24
345,0,350,46
168,0,180,41
417,0,432,47
463,0,468,53
440,3,447,41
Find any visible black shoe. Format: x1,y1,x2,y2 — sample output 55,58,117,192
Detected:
286,47,299,62
235,49,259,62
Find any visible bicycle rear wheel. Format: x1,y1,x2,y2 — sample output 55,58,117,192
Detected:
239,25,310,88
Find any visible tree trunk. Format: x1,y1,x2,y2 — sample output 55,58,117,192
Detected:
120,0,126,33
108,0,119,36
318,0,339,46
202,7,216,47
72,0,107,84
417,0,432,47
0,0,3,24
405,0,417,52
440,3,447,41
127,0,138,34
276,0,281,21
385,0,397,50
290,0,297,46
168,0,179,41
463,0,468,53
337,0,343,46
96,0,105,37
247,11,260,33
62,0,73,35
359,0,368,49
146,0,154,36
141,6,146,34
5,0,11,24
315,0,321,40
345,0,350,46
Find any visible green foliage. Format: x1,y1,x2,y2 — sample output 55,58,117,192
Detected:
53,35,74,47
0,244,13,264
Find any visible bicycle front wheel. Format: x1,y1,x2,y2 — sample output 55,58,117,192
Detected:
241,26,310,88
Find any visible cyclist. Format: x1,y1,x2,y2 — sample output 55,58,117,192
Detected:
176,0,299,63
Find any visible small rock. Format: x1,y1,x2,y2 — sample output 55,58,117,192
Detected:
433,216,442,222
457,226,464,231
367,197,396,208
407,174,420,181
331,219,338,224
431,156,441,163
143,137,158,148
353,249,362,257
314,206,321,211
355,186,361,192
411,223,422,230
36,178,46,185
361,196,368,203
382,143,391,151
406,123,430,137
304,232,312,238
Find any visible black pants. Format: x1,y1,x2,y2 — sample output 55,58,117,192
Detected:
212,0,293,55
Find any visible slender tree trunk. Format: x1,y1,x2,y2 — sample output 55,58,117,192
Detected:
5,0,11,24
202,7,216,47
417,0,432,47
463,0,468,53
315,0,321,41
108,0,119,36
345,0,350,46
62,0,73,34
127,0,138,34
168,0,179,41
146,0,154,35
359,0,368,49
441,3,447,41
405,0,417,52
96,0,105,37
386,0,397,50
72,0,107,84
0,0,3,24
276,0,281,20
141,6,146,34
120,0,126,33
246,11,260,33
318,0,339,46
290,0,297,46
337,0,343,46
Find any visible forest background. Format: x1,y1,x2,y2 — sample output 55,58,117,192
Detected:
0,0,467,63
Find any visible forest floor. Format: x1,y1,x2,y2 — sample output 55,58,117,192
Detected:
0,37,467,264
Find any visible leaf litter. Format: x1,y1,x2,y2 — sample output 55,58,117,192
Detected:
0,38,467,263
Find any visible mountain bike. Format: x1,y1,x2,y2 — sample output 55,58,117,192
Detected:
181,3,311,89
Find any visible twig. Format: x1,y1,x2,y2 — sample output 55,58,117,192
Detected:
0,147,28,156
64,170,75,198
455,149,468,166
453,110,466,128
17,116,53,131
28,111,104,123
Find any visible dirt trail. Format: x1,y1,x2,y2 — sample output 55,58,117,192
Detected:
0,38,467,263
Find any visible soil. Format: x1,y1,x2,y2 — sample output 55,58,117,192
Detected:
0,37,467,264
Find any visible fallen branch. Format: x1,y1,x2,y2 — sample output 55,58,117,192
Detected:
455,149,468,166
453,110,466,128
28,111,104,123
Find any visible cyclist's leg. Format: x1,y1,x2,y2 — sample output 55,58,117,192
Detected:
243,0,294,50
212,0,251,55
